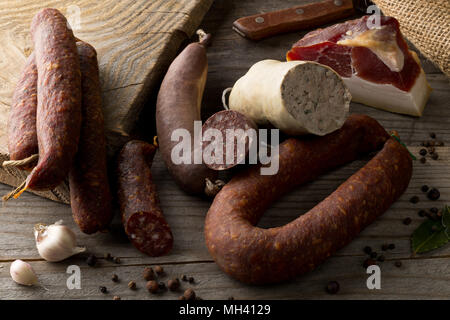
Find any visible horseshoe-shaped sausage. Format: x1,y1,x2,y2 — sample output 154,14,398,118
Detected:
205,114,412,284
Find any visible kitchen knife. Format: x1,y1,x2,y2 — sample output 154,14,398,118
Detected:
233,0,373,40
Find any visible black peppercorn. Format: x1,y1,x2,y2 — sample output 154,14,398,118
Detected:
427,188,440,201
431,153,439,160
419,148,427,156
146,280,159,293
363,246,372,255
111,274,118,282
370,252,377,259
421,185,429,193
395,261,402,268
113,257,121,264
104,252,112,260
420,157,426,164
326,281,340,294
188,277,195,284
430,207,438,214
418,210,426,217
430,132,436,139
168,278,180,291
158,282,166,291
86,254,97,267
388,243,396,250
403,217,412,225
99,286,107,294
409,196,419,204
182,275,188,282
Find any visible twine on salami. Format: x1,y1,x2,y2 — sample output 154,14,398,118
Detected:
2,154,38,168
204,178,226,198
2,180,27,202
390,132,416,160
221,87,232,110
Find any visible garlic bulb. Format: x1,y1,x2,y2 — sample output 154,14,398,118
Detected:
34,220,86,262
10,259,38,286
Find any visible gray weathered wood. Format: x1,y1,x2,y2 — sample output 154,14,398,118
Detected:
0,0,449,300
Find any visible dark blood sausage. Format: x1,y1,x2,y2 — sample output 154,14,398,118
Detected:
7,52,38,169
26,8,82,190
156,31,217,195
117,140,173,256
205,114,413,284
68,42,113,234
202,110,257,170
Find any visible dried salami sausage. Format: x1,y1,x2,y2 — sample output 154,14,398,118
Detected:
26,8,82,190
68,42,113,234
7,52,38,170
202,110,257,170
117,140,173,257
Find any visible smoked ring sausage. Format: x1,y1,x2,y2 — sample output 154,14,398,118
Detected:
205,114,412,284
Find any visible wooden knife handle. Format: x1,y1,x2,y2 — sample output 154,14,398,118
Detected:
233,0,355,40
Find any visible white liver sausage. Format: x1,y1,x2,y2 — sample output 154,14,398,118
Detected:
228,60,351,136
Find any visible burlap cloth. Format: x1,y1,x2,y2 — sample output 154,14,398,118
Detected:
372,0,449,77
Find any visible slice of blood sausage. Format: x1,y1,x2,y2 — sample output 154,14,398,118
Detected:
26,8,82,190
205,114,413,284
117,140,173,257
202,110,257,170
7,52,38,170
68,42,113,234
156,31,217,195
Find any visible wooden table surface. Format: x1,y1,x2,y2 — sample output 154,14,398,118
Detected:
0,0,449,300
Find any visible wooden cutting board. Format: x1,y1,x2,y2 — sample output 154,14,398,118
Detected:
0,0,213,203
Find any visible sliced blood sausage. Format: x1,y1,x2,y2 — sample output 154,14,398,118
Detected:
26,8,82,190
202,110,257,170
68,42,113,234
117,140,173,257
205,114,412,284
7,52,38,169
156,31,217,195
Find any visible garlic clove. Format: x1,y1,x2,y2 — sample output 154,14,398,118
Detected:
34,221,86,262
10,259,38,286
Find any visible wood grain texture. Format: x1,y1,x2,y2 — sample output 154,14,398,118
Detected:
0,0,449,300
0,0,213,202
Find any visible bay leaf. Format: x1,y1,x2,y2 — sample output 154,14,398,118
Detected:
411,219,449,254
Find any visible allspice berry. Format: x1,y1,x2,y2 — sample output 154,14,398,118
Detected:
128,281,136,290
168,278,180,291
146,280,159,294
183,288,196,300
154,265,164,275
143,267,155,281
